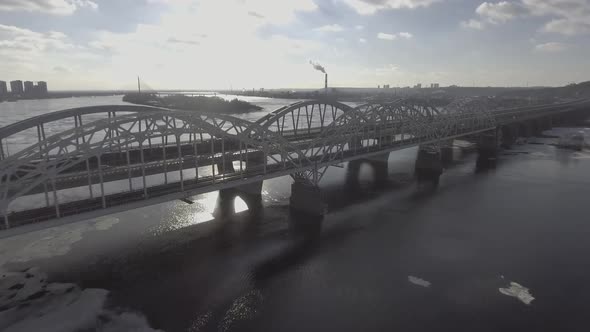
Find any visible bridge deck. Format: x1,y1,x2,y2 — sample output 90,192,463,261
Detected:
1,98,588,235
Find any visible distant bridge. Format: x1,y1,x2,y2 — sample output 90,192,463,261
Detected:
1,98,588,237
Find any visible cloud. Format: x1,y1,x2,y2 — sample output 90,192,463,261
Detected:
399,32,413,39
528,0,590,36
534,42,568,52
53,65,71,73
247,11,265,19
0,24,74,52
377,32,414,40
465,0,590,35
476,1,527,23
461,19,485,29
237,0,318,24
355,25,365,30
375,64,399,76
0,0,98,15
359,38,367,43
314,24,345,32
543,19,590,35
78,0,327,89
377,32,397,40
167,37,200,45
340,0,441,15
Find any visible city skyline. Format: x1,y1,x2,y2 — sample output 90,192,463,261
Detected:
0,0,588,90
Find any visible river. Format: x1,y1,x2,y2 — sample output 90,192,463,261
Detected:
1,96,590,332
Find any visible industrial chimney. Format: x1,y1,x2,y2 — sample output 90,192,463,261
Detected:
324,73,328,95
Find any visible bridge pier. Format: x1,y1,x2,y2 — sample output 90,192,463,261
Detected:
345,153,389,189
440,140,454,164
290,181,325,217
477,129,500,160
415,146,443,185
215,181,263,219
500,125,518,148
518,122,533,138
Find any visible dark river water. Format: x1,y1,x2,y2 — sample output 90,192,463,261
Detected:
1,97,590,332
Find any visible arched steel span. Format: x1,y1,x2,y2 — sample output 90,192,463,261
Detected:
255,100,353,135
0,98,499,207
288,98,497,183
0,107,313,213
0,105,164,160
3,97,585,233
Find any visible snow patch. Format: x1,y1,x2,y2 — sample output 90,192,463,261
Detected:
499,281,534,305
0,217,119,268
94,217,120,231
408,276,431,288
0,268,161,332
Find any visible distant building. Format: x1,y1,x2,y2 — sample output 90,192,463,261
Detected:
24,81,34,94
0,81,7,95
377,85,381,89
383,84,390,89
430,83,440,88
36,81,48,95
10,80,23,94
414,83,422,89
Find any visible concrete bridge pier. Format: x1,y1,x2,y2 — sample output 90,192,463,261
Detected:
415,146,443,185
440,140,454,165
500,125,518,148
518,122,533,138
532,119,545,136
290,180,325,218
215,181,263,219
367,153,389,187
477,129,500,161
345,153,389,189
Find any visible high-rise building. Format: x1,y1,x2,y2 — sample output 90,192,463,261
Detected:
383,84,390,89
24,81,34,94
430,83,440,88
37,81,48,95
0,81,7,95
10,80,23,94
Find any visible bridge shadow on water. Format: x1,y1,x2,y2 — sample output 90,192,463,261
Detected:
44,147,518,332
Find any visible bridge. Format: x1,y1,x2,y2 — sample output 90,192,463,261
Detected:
0,98,588,237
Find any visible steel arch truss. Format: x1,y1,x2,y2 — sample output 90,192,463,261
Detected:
0,108,308,219
289,98,497,184
255,100,353,135
1,96,566,231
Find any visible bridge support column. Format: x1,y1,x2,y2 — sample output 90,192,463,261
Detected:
215,181,263,219
366,153,389,187
545,117,553,130
345,153,389,190
500,125,518,148
290,181,325,217
477,128,500,168
440,140,454,164
345,160,362,190
235,181,263,215
532,119,545,136
415,146,443,185
518,122,533,138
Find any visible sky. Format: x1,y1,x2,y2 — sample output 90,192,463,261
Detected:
0,0,589,90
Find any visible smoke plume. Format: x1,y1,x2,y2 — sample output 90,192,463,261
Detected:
309,60,326,74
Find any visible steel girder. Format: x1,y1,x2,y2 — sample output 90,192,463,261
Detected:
0,97,568,225
0,108,308,215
